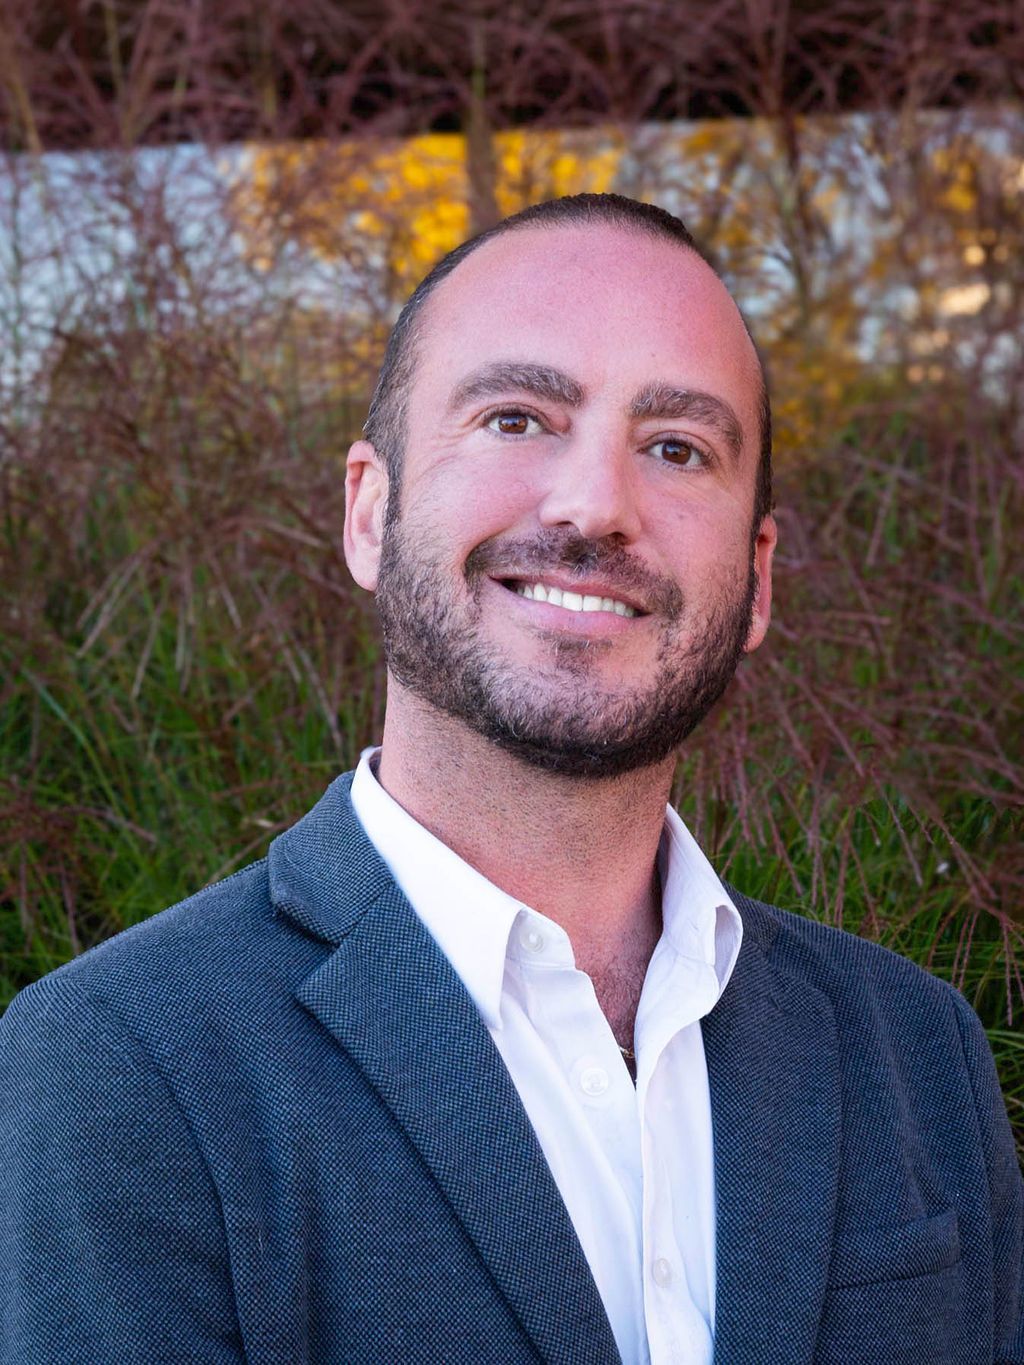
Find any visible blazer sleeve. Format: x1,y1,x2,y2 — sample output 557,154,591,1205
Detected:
0,976,245,1365
951,990,1024,1363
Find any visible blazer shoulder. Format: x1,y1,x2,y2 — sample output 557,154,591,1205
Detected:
731,886,966,1021
3,769,374,1061
727,890,1010,1149
3,854,300,1047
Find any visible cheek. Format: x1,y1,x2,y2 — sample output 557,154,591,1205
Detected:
650,496,752,570
414,465,539,547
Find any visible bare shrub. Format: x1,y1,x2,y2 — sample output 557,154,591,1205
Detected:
1,0,1021,1135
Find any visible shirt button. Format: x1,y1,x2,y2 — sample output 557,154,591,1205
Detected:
579,1066,609,1097
652,1257,674,1288
520,926,545,953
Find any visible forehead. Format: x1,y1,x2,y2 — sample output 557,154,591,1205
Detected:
411,221,761,428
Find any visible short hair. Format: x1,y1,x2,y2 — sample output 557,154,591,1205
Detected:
363,192,772,528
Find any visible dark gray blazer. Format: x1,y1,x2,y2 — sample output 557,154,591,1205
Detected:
2,771,1022,1364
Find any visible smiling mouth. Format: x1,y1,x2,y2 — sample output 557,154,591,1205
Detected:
500,578,642,618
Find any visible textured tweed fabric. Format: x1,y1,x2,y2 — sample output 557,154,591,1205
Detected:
2,770,1022,1364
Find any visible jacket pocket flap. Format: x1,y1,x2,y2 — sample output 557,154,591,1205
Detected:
828,1208,960,1287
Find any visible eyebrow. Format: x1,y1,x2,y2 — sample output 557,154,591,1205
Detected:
629,383,745,463
446,362,586,412
446,363,746,463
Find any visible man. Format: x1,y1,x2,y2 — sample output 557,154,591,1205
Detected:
1,194,1021,1364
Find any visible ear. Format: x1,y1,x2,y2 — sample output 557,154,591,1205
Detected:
744,513,777,653
344,440,389,592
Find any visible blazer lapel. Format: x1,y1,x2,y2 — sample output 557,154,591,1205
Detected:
270,774,620,1365
703,893,841,1365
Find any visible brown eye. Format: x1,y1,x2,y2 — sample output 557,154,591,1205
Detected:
486,411,542,437
497,414,529,434
650,438,706,468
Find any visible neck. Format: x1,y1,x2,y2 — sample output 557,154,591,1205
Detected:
375,684,674,997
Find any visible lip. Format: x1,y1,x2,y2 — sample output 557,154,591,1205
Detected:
485,576,647,636
491,571,649,616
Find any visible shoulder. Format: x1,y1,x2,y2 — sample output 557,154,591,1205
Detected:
1,768,387,1071
729,886,984,1060
6,854,264,1002
1,851,318,1064
735,886,956,996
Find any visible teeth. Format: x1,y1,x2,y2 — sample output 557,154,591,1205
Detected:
513,582,637,617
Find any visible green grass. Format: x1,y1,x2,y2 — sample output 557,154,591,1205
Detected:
3,616,1020,1144
1,311,1021,1157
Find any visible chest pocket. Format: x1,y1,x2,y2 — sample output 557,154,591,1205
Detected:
815,1210,963,1365
828,1207,960,1287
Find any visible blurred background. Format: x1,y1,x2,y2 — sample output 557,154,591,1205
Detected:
0,0,1021,1143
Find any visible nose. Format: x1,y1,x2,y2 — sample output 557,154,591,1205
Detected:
536,431,642,542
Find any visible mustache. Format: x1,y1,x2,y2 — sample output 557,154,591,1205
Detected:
465,529,683,618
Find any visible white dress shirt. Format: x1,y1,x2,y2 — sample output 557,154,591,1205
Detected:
350,748,742,1365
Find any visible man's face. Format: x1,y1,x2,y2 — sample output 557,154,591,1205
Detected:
350,222,776,779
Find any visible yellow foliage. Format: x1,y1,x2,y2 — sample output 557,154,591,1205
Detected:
235,127,622,298
228,112,1022,446
940,180,978,216
928,145,981,217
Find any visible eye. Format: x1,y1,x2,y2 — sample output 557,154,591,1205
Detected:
484,410,545,437
648,437,710,469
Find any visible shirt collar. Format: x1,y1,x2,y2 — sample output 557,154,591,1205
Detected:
658,803,743,994
350,747,521,1030
349,746,742,1028
632,805,744,1070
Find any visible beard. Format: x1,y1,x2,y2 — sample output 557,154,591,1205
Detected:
374,510,756,780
